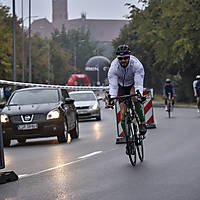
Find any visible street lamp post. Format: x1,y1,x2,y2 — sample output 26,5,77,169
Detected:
47,43,50,83
12,0,16,82
96,64,100,86
73,40,85,72
28,0,32,83
74,45,77,72
21,0,24,82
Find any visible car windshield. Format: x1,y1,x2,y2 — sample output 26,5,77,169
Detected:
69,93,96,101
9,89,59,105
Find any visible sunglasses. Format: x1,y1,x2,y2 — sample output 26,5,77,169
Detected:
118,56,130,61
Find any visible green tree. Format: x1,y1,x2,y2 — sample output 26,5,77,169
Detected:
113,0,200,102
52,26,98,73
0,5,28,82
0,6,13,80
31,34,72,84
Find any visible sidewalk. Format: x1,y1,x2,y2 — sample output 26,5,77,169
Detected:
153,101,196,109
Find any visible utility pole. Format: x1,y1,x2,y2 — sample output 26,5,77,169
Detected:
47,44,50,83
74,45,77,72
12,0,16,82
21,0,25,82
28,0,32,82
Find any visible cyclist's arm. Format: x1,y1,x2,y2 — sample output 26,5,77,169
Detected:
171,83,175,96
108,61,118,98
133,58,144,95
193,81,197,96
163,84,166,96
162,84,168,99
194,87,198,97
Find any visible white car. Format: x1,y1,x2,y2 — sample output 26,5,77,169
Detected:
69,91,101,121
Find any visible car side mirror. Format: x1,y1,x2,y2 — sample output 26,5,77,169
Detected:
65,98,74,104
0,102,6,109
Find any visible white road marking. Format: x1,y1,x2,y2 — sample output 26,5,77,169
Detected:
78,151,102,159
18,151,103,179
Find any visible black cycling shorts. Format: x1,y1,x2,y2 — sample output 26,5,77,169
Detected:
118,84,134,104
196,89,200,97
164,92,174,98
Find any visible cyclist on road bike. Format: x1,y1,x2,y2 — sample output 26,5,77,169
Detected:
163,78,175,111
107,44,147,136
193,75,200,112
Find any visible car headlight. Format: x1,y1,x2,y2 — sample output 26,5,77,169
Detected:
91,103,98,110
1,114,9,123
47,109,60,120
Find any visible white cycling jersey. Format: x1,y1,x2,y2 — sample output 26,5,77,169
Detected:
193,80,197,88
108,55,144,97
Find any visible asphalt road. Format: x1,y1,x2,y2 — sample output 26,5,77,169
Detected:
0,106,200,200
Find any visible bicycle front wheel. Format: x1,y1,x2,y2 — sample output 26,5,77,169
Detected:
136,135,144,162
132,122,144,162
168,103,171,118
125,123,136,166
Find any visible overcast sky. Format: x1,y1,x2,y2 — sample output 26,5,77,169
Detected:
0,0,142,25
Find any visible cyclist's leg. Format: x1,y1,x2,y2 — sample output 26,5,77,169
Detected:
119,102,127,136
172,96,175,105
197,96,200,112
164,97,168,105
118,84,131,136
130,86,145,122
130,86,146,135
164,94,168,110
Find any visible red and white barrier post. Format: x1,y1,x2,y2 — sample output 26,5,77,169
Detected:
143,89,156,129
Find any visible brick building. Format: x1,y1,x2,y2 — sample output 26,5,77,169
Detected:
31,0,129,42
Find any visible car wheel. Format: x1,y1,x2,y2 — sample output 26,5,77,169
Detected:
3,135,11,147
17,138,26,144
69,117,79,139
57,119,68,143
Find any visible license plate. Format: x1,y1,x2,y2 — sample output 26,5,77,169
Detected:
17,123,38,130
78,111,87,114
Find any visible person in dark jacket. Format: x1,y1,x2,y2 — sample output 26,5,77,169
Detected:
3,86,11,102
163,79,175,111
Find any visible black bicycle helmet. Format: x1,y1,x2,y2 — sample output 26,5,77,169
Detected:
116,44,131,56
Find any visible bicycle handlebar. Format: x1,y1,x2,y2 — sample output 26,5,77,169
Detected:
108,90,146,104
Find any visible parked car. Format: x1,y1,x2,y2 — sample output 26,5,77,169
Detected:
69,91,102,121
0,87,79,147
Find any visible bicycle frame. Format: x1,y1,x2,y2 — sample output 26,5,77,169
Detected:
167,92,172,118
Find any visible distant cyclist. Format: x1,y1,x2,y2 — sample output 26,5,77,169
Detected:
107,44,147,136
163,79,175,111
193,75,200,112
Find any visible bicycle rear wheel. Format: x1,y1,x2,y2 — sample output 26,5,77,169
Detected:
125,123,136,166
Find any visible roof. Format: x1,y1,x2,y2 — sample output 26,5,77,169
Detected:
31,18,55,38
31,18,129,42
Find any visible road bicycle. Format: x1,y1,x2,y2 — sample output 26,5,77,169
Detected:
167,93,172,118
110,92,145,166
